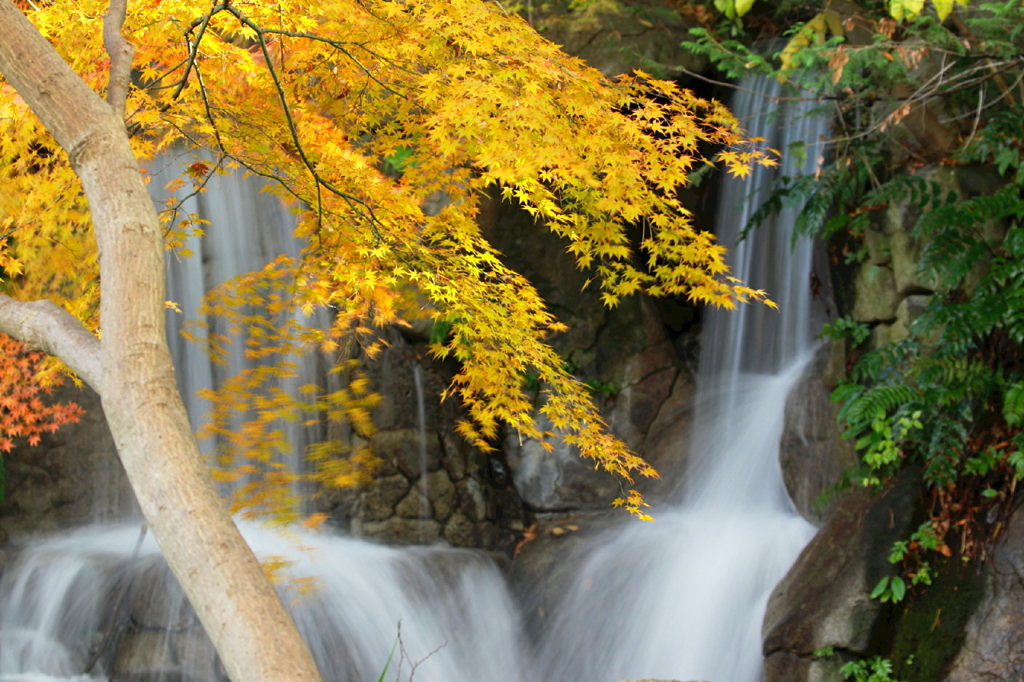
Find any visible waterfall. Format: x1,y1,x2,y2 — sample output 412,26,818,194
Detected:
530,74,828,682
152,154,332,491
0,75,829,682
0,524,532,682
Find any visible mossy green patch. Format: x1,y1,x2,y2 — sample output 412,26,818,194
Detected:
889,556,985,682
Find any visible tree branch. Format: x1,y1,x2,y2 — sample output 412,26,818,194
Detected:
0,0,114,156
103,0,135,119
0,294,102,389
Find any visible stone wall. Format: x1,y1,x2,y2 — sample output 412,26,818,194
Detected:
313,333,528,552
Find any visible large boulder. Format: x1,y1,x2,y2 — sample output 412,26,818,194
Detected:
942,505,1024,682
762,470,921,682
779,341,858,525
852,263,899,323
507,510,628,644
637,368,697,502
503,414,618,511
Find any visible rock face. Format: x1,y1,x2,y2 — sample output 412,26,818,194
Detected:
762,471,921,682
535,0,707,78
0,383,135,542
779,341,858,525
111,558,226,682
477,193,692,513
942,506,1024,682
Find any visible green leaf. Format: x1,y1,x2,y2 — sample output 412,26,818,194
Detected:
890,576,907,602
377,631,399,682
870,576,890,599
713,0,735,18
1004,382,1024,427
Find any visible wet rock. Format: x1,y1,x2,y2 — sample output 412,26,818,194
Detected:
358,475,409,522
440,431,476,482
886,295,939,355
885,206,931,298
887,552,984,682
762,470,921,682
607,349,677,451
763,651,843,682
476,521,498,548
456,477,488,522
779,342,858,525
0,383,135,539
943,506,1024,682
130,560,195,631
637,370,696,500
169,629,220,682
394,484,429,519
509,510,629,643
113,631,179,677
111,673,213,682
504,412,620,511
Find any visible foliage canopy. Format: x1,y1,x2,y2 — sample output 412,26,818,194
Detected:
0,0,777,520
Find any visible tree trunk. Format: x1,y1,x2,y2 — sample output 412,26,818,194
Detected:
0,3,324,681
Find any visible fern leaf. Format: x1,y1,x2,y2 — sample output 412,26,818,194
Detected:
1005,382,1024,427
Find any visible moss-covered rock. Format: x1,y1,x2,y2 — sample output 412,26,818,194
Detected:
889,557,984,682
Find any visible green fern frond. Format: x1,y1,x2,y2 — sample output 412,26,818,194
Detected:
840,383,919,428
1004,382,1024,427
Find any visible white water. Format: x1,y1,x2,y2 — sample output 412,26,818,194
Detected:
0,76,828,682
531,75,828,682
0,524,531,682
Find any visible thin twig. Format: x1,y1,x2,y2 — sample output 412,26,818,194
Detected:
675,65,823,102
172,1,225,101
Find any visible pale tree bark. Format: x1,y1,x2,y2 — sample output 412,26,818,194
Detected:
0,2,324,681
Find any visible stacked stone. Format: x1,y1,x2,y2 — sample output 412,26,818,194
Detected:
851,166,1006,353
349,427,510,548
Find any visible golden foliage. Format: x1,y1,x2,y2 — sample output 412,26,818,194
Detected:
0,0,775,521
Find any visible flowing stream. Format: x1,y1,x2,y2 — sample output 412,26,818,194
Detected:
0,75,827,682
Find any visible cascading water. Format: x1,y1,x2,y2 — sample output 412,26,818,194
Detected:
0,75,828,682
531,74,829,682
0,524,532,682
151,154,333,478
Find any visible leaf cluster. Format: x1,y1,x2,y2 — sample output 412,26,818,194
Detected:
0,0,782,521
0,333,83,499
